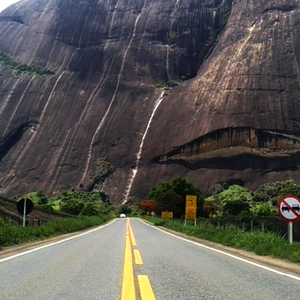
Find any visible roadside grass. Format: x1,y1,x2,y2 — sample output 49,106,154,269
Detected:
0,216,113,249
143,217,300,264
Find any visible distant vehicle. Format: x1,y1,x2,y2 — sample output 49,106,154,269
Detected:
120,214,126,218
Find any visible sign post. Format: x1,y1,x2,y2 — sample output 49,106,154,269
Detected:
17,198,34,227
185,195,197,226
278,195,300,245
288,222,293,245
23,197,27,227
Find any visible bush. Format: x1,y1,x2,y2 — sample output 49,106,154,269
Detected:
60,199,85,215
218,185,252,216
81,203,99,216
0,216,113,248
148,176,204,218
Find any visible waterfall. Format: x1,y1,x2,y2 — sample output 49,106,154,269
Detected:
80,3,146,184
123,92,165,204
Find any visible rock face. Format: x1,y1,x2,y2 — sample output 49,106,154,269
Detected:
0,0,300,202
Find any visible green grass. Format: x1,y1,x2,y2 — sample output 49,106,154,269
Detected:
144,216,300,264
0,215,113,249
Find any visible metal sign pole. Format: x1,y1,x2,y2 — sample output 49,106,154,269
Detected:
23,198,26,227
288,222,293,245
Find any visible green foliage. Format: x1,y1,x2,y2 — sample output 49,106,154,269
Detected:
250,203,277,217
117,205,132,215
156,81,179,91
144,217,300,263
0,216,113,248
60,199,85,215
36,189,48,205
0,50,54,76
80,202,99,216
205,180,300,218
252,180,300,206
148,176,204,218
157,190,183,217
215,185,252,216
57,190,110,205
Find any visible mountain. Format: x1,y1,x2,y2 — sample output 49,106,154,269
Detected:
0,0,300,203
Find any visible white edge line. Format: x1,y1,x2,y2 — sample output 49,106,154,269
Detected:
0,219,118,263
138,219,300,281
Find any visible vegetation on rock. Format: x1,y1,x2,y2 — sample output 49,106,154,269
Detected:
0,50,54,76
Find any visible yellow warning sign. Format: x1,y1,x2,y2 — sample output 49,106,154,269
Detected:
186,195,197,208
161,211,173,219
186,195,197,220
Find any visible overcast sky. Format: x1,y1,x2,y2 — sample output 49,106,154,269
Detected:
0,0,21,12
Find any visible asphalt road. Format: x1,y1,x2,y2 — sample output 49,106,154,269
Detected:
1,218,300,300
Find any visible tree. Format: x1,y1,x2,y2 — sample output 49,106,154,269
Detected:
251,203,277,217
36,189,48,205
60,199,84,215
139,200,161,214
81,202,99,216
118,205,132,215
217,185,252,216
148,176,204,218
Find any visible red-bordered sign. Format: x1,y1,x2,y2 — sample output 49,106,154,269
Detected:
278,195,300,223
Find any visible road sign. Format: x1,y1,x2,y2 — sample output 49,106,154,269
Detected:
17,198,34,227
186,195,197,220
161,211,173,219
278,196,300,223
185,209,196,220
186,195,197,208
17,198,34,215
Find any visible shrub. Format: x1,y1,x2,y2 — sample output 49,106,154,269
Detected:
60,199,85,215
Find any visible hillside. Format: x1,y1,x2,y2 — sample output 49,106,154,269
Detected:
0,0,300,203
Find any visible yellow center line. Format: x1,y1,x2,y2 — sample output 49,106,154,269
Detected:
138,275,157,300
129,221,137,246
122,225,136,300
134,249,143,265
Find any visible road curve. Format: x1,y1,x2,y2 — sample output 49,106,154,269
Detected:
1,218,300,300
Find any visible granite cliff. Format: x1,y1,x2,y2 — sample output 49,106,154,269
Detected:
0,0,300,203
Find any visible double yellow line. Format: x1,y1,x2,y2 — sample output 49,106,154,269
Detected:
122,220,156,300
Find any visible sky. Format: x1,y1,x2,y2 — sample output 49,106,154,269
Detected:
0,0,21,12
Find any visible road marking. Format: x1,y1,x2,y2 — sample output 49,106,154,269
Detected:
0,219,118,264
134,249,143,265
138,275,156,300
129,222,137,246
122,224,136,300
139,219,300,281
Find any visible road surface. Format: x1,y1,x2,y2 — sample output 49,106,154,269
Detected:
0,218,300,299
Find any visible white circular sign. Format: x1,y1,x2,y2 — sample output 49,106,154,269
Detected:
278,196,300,223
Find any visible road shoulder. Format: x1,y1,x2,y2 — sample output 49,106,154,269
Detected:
140,218,300,277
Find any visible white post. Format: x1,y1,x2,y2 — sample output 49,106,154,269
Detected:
194,219,196,227
288,222,293,245
184,218,187,226
23,198,27,227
